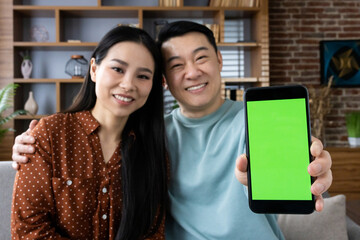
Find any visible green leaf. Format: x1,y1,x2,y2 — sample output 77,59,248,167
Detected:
346,112,360,138
0,83,27,144
0,83,19,114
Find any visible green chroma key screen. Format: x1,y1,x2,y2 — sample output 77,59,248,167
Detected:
247,98,312,200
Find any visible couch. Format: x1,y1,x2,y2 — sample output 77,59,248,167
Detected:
1,160,360,239
0,161,16,240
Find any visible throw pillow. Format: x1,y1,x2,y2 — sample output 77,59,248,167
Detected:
277,194,348,240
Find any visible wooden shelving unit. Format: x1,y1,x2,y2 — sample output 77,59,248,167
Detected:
326,147,360,200
12,0,269,134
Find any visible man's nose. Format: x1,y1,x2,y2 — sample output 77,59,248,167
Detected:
184,62,201,80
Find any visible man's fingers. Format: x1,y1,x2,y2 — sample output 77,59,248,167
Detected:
236,154,248,172
14,132,35,145
310,136,323,157
235,154,248,186
308,150,332,177
13,143,35,155
29,120,38,131
311,169,333,196
315,194,324,212
12,161,20,170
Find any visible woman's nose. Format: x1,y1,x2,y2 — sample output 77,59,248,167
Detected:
119,74,135,92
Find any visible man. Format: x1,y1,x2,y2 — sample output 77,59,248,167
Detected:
13,21,332,239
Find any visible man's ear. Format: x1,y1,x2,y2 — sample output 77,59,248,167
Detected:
217,50,223,71
162,75,169,90
90,58,97,82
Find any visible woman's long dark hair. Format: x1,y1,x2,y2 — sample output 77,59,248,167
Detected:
66,26,168,239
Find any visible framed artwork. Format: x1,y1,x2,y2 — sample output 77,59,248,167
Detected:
320,40,360,86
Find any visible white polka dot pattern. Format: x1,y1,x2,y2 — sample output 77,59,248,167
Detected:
11,111,165,240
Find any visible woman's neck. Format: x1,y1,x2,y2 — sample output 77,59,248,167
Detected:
90,108,128,163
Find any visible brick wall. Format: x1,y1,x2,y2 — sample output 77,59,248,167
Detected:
269,0,360,146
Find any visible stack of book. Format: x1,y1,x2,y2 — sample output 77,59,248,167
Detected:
204,24,220,43
209,0,260,7
224,86,245,101
159,0,181,7
117,23,140,28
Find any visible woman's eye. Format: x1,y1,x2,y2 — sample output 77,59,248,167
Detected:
138,75,150,80
112,67,123,73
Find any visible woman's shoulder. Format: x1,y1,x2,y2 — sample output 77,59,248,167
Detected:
32,112,82,136
38,112,77,125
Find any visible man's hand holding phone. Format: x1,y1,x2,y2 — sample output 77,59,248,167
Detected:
235,136,332,212
235,85,332,213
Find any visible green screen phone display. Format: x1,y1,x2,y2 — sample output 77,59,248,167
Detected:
244,85,314,214
247,98,312,201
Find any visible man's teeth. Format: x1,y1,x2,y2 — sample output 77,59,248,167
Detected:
187,83,206,91
114,95,133,102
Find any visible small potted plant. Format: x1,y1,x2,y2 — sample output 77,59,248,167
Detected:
345,111,360,147
20,50,33,79
0,83,27,143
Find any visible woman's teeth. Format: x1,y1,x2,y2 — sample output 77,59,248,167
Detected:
114,95,133,102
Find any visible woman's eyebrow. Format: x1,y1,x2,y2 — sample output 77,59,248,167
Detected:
110,58,128,66
111,58,153,74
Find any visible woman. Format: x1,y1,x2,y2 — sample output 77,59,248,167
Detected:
11,26,168,240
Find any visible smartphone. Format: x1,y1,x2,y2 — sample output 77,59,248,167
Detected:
244,85,315,214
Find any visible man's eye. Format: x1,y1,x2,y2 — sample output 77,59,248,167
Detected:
170,64,182,69
196,56,207,61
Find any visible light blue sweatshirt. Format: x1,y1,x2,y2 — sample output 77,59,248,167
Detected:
165,99,284,240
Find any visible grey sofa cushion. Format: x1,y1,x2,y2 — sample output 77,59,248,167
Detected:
278,194,348,240
0,161,16,240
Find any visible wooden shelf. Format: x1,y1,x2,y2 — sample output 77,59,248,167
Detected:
326,147,360,200
218,42,259,47
12,0,269,136
14,78,84,83
222,77,258,83
14,42,258,48
13,5,261,10
15,115,48,120
14,42,98,47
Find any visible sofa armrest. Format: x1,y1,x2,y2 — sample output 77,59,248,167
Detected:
0,161,17,240
347,216,360,240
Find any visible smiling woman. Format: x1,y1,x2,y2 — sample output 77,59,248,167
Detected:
90,41,154,123
11,26,168,240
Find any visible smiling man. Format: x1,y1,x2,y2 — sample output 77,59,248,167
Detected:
157,21,333,239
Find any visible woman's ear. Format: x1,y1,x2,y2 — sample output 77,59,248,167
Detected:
90,58,97,82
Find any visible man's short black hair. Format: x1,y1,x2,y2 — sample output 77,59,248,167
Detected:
157,21,218,53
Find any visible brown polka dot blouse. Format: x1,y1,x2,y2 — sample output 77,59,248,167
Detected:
11,111,165,240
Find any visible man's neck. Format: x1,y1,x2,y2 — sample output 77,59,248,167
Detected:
179,98,225,119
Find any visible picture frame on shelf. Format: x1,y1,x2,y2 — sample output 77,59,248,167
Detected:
320,39,360,87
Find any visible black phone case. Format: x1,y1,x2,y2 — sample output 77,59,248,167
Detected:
244,85,315,214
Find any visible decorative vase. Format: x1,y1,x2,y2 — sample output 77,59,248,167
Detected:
348,137,360,148
65,55,88,78
24,91,38,115
21,59,33,79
